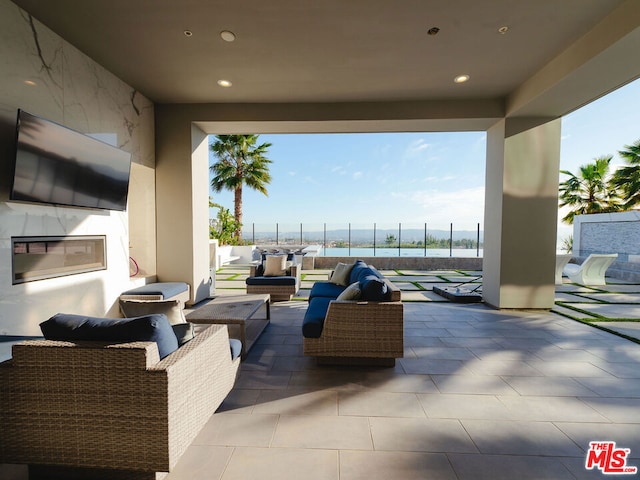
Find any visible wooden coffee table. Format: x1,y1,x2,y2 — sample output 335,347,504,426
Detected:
185,294,270,359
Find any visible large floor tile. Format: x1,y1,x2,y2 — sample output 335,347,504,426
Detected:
502,376,599,397
575,377,640,398
431,374,519,395
448,453,576,480
338,391,425,417
369,417,477,453
340,450,457,480
556,422,640,457
222,447,339,480
165,446,233,479
579,396,640,423
461,419,583,456
252,389,339,415
272,415,373,449
193,413,279,447
418,393,512,420
360,372,438,393
496,395,609,422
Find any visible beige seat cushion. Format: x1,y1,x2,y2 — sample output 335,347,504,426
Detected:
119,299,186,325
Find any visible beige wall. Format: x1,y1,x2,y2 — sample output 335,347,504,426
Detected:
483,119,562,309
154,110,210,304
0,0,156,335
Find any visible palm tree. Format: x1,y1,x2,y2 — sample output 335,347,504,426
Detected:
611,139,640,209
558,155,621,224
210,135,273,241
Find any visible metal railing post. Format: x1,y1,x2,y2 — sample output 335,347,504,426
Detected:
477,223,480,257
323,223,326,256
276,223,279,245
449,223,453,257
348,223,351,256
398,222,401,257
424,223,427,257
373,222,376,256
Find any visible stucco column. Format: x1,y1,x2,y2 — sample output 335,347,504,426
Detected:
155,110,211,304
483,118,561,309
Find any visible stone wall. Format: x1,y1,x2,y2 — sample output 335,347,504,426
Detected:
313,256,483,271
573,211,640,282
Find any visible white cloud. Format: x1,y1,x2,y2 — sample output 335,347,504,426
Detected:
403,139,432,160
353,171,363,180
391,186,485,227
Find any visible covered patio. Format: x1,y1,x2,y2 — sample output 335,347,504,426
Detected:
160,265,640,479
2,1,640,478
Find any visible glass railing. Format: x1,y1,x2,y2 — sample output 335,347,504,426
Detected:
239,222,483,257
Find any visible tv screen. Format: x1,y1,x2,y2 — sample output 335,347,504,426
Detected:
10,110,132,211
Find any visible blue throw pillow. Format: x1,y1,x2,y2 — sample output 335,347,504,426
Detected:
40,313,179,359
349,260,369,285
359,275,388,301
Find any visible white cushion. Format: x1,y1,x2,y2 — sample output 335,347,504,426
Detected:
336,282,361,301
264,255,287,276
330,262,354,286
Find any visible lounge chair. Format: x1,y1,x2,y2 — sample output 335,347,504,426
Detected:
555,254,573,284
563,253,618,285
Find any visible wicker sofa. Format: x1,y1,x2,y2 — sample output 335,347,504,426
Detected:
302,260,404,366
0,323,240,479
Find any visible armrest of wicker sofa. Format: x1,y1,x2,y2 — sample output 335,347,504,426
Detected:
303,300,404,360
0,324,239,475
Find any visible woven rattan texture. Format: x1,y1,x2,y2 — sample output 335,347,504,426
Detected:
303,301,404,358
0,324,239,475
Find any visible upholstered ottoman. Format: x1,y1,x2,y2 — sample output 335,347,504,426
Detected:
120,282,190,307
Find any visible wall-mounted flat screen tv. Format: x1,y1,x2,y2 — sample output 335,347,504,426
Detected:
10,110,132,211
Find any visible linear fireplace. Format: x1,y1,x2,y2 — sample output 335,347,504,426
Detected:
12,236,106,284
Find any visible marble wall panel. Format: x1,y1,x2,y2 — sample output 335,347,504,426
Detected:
0,0,156,335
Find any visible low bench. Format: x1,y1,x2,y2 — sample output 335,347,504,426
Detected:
120,282,190,307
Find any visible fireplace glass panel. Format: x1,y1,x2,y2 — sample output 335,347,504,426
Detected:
12,236,106,284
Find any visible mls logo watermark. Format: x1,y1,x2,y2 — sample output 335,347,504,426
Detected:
585,441,638,475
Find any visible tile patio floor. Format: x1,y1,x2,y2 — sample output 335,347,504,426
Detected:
2,265,640,479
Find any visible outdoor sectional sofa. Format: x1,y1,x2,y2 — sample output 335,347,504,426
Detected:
0,315,240,479
302,260,404,366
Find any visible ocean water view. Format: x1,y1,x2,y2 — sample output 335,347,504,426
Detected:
322,247,482,257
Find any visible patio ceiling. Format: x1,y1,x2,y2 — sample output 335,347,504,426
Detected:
11,0,640,130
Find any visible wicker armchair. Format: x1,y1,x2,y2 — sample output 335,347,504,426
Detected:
0,324,239,479
246,263,301,301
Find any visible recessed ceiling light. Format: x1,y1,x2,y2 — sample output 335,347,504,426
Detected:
183,30,193,37
23,80,37,86
498,26,509,34
217,79,232,87
220,30,236,42
454,74,470,83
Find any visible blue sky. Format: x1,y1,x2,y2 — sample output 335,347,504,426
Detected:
209,77,640,238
